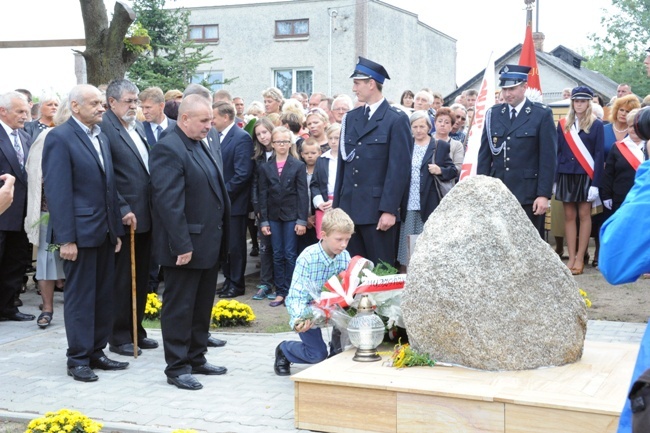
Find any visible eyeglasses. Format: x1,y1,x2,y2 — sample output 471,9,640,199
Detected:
120,98,141,106
272,140,291,146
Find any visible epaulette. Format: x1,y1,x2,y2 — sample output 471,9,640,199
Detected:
531,101,548,109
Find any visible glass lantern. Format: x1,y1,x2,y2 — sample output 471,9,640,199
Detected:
347,295,385,362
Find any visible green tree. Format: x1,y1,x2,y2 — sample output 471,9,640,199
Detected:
127,0,226,91
585,0,650,97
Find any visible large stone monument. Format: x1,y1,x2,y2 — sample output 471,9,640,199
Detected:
402,176,587,371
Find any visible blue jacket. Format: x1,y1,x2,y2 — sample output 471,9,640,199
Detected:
555,119,604,188
220,124,254,216
477,98,557,205
333,99,412,224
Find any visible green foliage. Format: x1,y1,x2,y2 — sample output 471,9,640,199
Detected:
585,0,650,97
373,260,398,276
127,0,226,91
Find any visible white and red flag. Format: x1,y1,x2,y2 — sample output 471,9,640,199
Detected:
460,53,495,181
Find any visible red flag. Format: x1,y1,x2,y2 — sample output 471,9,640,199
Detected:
519,23,542,101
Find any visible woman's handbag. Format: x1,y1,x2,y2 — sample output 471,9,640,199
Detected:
432,139,455,199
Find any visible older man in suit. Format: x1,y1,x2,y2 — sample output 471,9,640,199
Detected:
333,57,412,266
102,79,159,357
212,101,254,298
0,91,34,322
477,64,557,237
150,94,230,390
43,84,127,382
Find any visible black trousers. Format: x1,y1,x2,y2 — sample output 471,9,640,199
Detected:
347,223,398,266
221,215,247,291
110,229,152,346
63,236,115,367
161,263,218,377
0,229,30,315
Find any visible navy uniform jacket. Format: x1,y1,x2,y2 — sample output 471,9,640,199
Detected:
0,127,29,231
477,98,556,205
43,117,123,247
555,119,605,188
101,110,152,233
600,142,647,207
333,99,412,225
220,124,254,216
149,125,230,269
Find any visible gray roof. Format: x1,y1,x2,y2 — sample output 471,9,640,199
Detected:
445,44,618,104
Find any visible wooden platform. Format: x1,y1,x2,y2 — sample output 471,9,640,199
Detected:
292,340,638,433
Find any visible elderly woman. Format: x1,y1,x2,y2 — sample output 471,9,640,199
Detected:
604,94,641,157
397,111,457,270
24,99,71,328
262,87,284,115
432,107,465,174
600,108,646,213
24,93,59,141
555,86,604,276
331,94,353,124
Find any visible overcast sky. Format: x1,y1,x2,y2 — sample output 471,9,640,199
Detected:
0,0,612,96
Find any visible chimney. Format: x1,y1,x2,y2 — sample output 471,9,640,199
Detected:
533,32,545,52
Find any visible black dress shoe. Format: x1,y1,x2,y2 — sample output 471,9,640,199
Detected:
167,373,202,390
192,362,227,375
138,337,159,349
216,282,230,295
218,288,245,298
0,311,35,321
109,343,142,356
274,343,291,376
90,356,129,370
67,366,98,382
207,336,227,347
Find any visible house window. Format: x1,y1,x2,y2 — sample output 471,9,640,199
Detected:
275,19,309,38
192,71,224,91
189,25,219,42
274,69,313,98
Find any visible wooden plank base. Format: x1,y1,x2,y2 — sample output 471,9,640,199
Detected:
292,341,638,433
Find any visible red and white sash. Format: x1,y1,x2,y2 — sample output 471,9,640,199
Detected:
615,137,644,171
559,118,595,179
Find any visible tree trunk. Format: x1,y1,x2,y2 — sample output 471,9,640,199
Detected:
78,0,140,85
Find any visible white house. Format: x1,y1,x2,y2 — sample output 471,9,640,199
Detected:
187,0,457,105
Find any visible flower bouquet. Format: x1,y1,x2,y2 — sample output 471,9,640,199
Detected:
26,409,102,433
144,292,162,320
211,299,256,327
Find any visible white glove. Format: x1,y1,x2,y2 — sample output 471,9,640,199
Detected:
603,199,612,210
552,182,556,196
587,186,599,203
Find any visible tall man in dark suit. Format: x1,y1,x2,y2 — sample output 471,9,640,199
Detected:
477,65,557,237
43,84,127,382
333,57,412,266
140,86,176,146
102,79,159,356
150,94,230,390
212,101,254,298
0,91,34,322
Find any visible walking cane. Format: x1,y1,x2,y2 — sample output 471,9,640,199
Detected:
130,225,139,358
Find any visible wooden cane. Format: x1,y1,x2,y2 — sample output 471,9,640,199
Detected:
130,225,138,358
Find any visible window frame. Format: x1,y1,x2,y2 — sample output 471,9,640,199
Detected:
274,19,309,39
273,68,313,98
188,24,220,43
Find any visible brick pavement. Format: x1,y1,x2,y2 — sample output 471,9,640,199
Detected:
0,287,645,432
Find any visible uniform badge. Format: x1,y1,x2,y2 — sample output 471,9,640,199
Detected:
501,106,506,114
525,107,531,114
493,137,498,144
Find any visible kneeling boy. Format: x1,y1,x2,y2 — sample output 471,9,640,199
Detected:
274,208,353,376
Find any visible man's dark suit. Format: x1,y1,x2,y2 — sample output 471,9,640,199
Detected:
0,126,30,316
149,124,230,378
101,110,152,348
333,99,412,265
43,117,123,367
143,118,176,146
477,98,557,235
219,124,254,294
160,124,222,171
